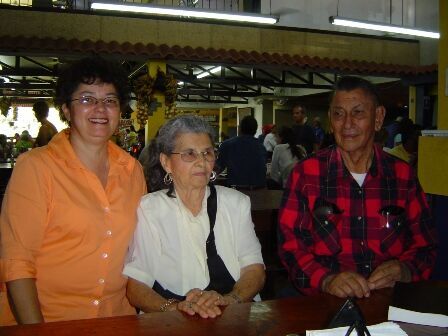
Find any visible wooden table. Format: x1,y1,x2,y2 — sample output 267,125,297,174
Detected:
0,288,392,336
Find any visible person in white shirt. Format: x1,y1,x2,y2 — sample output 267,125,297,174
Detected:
270,126,307,187
263,124,278,159
123,115,265,319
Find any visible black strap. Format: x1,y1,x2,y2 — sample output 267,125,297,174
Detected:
152,280,186,301
153,184,235,300
206,183,218,257
204,184,236,294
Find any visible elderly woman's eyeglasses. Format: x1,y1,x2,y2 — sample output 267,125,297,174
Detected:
70,96,120,109
171,149,216,162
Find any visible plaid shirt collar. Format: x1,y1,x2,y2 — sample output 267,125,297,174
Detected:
325,144,394,185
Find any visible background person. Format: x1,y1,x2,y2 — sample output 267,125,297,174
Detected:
0,134,12,160
263,124,278,160
387,123,422,168
124,115,265,318
0,57,147,325
312,116,325,148
278,76,436,299
257,123,273,144
269,126,306,188
14,130,33,154
33,100,58,147
384,116,403,149
291,104,318,154
216,115,267,189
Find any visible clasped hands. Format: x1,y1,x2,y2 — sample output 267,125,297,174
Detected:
322,260,411,299
175,289,237,318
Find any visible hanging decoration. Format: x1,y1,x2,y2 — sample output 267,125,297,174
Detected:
164,72,179,119
0,97,11,117
133,68,178,126
12,106,18,121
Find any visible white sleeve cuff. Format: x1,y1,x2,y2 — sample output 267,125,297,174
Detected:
123,264,155,288
239,255,265,270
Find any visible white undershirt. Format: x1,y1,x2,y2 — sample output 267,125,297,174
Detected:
351,172,367,187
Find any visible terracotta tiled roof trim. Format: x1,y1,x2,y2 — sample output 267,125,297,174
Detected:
0,35,437,76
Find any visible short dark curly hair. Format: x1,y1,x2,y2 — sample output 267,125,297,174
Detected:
54,56,130,123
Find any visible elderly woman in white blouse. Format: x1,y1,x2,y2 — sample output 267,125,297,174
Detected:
124,115,265,318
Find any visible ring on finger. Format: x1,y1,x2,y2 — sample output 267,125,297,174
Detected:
199,290,204,296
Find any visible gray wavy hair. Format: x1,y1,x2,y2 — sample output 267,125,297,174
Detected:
157,114,215,154
143,114,216,193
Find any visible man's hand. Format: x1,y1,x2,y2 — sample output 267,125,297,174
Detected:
368,260,411,290
322,272,372,298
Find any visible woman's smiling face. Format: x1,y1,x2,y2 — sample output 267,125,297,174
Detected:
62,80,120,145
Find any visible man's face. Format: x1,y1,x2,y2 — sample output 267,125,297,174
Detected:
292,106,305,124
329,88,385,156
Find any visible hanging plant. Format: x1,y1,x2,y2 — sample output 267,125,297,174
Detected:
133,67,178,126
0,97,11,117
164,71,178,113
134,73,155,127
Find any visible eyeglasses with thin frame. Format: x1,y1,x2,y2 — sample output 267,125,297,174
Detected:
171,149,217,162
70,96,120,109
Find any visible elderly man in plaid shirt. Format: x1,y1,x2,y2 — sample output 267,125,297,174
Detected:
278,76,436,298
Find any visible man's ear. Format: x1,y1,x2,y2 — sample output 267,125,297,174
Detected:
62,103,71,122
374,105,386,131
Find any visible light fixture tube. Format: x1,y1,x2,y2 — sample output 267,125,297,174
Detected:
329,16,439,39
91,2,278,25
197,66,222,79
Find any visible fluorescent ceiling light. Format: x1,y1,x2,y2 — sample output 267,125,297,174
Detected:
197,66,221,79
329,16,439,39
91,2,278,25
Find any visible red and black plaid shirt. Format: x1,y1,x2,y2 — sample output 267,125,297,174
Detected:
278,144,437,295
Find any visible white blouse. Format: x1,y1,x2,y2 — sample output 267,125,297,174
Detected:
123,185,264,297
263,133,278,152
270,144,297,186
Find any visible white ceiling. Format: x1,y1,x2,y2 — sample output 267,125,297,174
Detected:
262,0,439,65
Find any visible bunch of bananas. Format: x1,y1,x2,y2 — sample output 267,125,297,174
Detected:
0,97,11,117
164,73,178,111
134,74,155,126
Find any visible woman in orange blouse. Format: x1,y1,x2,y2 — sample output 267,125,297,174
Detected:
0,57,146,325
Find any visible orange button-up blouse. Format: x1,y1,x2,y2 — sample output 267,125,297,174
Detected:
0,130,147,325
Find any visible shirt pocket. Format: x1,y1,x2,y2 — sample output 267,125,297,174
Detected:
378,205,407,253
310,197,343,255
